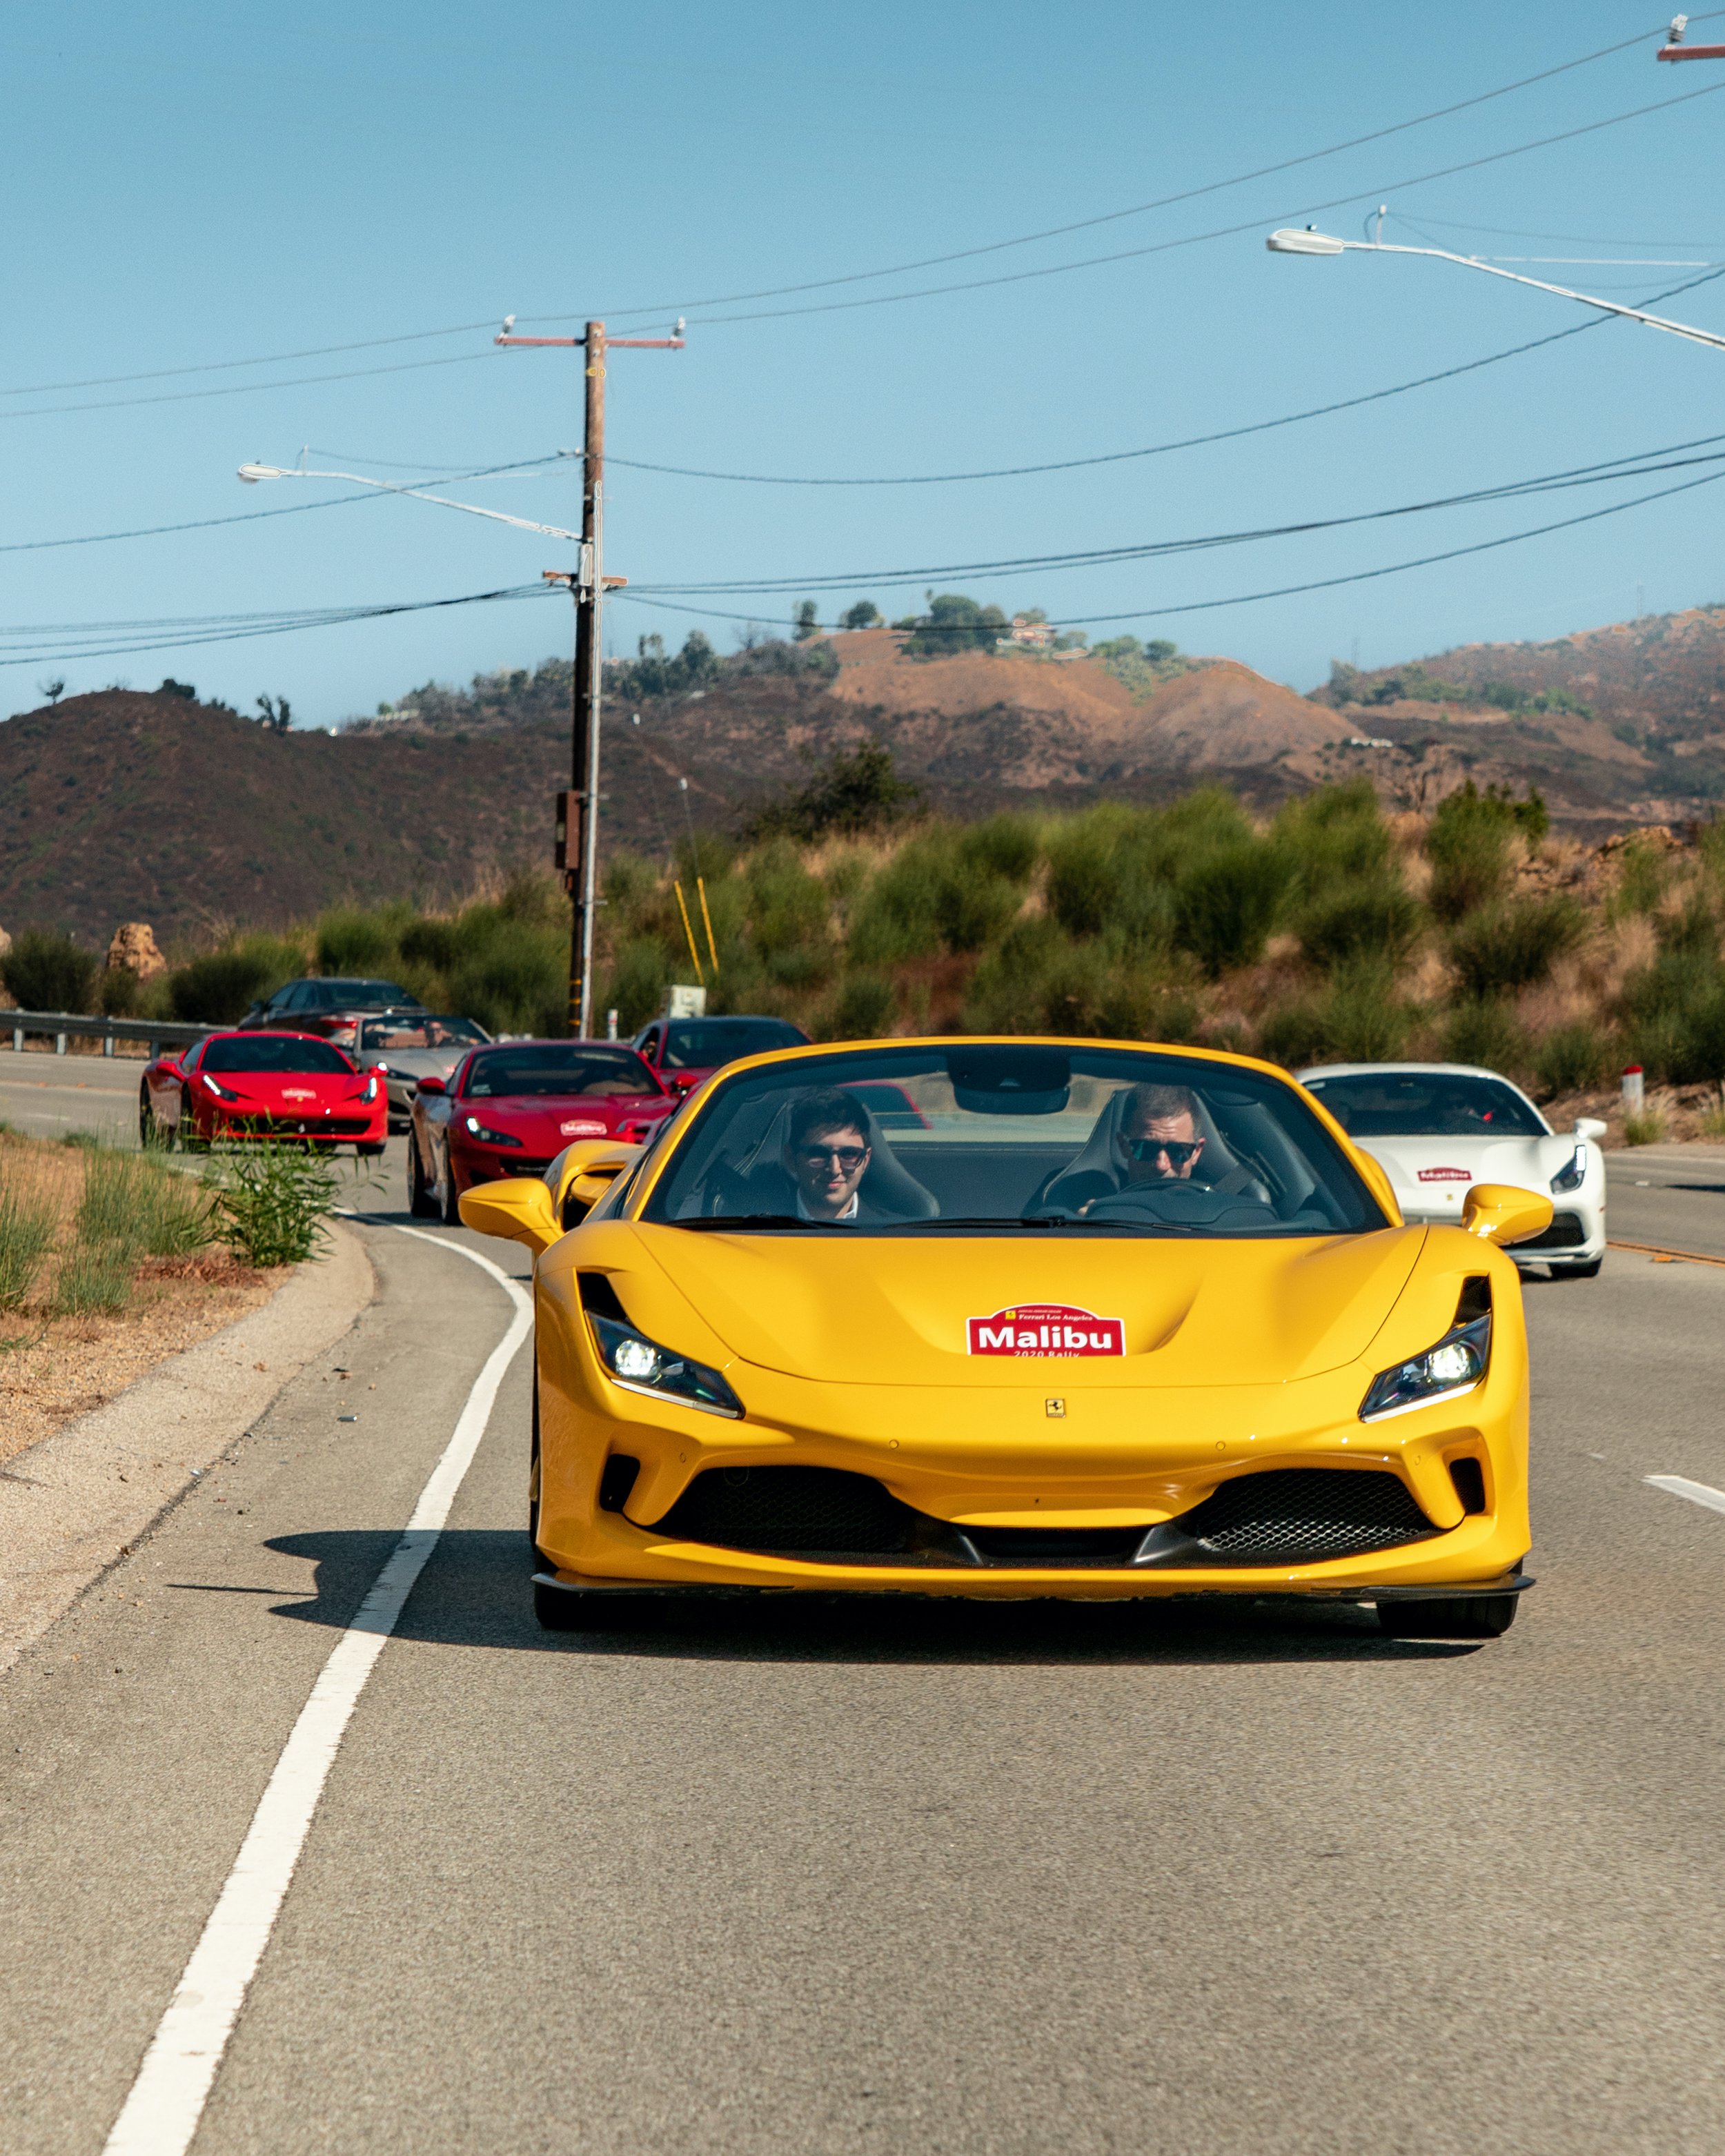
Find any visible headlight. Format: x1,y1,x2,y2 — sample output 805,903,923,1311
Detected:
358,1073,379,1102
1550,1143,1588,1194
201,1074,237,1100
462,1116,523,1146
588,1312,743,1418
1360,1313,1491,1421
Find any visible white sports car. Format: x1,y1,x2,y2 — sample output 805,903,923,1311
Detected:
1297,1062,1607,1278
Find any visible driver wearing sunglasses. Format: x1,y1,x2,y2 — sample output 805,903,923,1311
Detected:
782,1089,874,1222
1123,1085,1208,1183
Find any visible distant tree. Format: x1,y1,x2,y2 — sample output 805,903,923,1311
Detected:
898,591,1009,658
792,600,820,642
839,600,883,631
256,694,292,734
158,678,197,701
37,677,66,706
1,930,99,1015
747,739,923,842
608,630,721,702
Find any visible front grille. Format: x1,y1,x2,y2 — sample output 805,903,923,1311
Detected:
1173,1467,1439,1563
647,1463,1442,1571
230,1114,371,1138
653,1466,918,1556
1517,1210,1586,1251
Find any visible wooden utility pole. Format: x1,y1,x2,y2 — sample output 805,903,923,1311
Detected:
499,315,683,1034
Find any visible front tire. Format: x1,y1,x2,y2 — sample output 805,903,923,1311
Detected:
1379,1594,1519,1640
139,1087,161,1149
407,1135,439,1218
533,1580,662,1632
1556,1258,1603,1280
440,1145,462,1225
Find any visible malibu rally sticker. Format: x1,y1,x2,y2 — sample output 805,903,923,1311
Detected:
968,1304,1125,1358
1416,1166,1472,1183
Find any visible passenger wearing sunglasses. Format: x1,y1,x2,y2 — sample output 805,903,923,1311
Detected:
782,1089,875,1222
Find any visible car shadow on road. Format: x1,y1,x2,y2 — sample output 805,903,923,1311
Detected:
262,1528,1482,1666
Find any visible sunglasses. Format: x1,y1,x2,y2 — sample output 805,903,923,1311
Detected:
1127,1137,1202,1166
798,1145,869,1170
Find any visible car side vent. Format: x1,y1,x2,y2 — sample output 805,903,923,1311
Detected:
1456,1276,1491,1323
579,1272,630,1323
1448,1456,1487,1514
598,1455,641,1513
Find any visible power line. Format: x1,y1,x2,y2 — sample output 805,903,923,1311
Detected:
643,76,1725,331
611,461,1725,637
602,266,1725,486
0,346,507,426
627,428,1725,597
0,581,556,671
0,13,1710,408
531,12,1695,327
0,455,569,557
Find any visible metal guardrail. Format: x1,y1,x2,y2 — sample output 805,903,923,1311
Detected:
1,1009,210,1059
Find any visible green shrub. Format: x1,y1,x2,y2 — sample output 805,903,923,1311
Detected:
213,1146,340,1267
1447,896,1584,998
956,813,1038,887
1,931,99,1014
847,840,950,965
1655,891,1721,962
824,971,896,1040
52,1247,132,1317
315,907,395,976
1295,878,1423,973
77,1149,214,1259
1533,1022,1613,1098
1624,1109,1666,1147
97,966,140,1018
0,1181,54,1312
745,840,831,957
1274,778,1393,889
169,949,282,1025
1610,835,1672,920
398,915,460,973
497,869,570,933
1258,962,1410,1067
601,936,672,1036
1442,997,1529,1076
961,920,1075,1032
444,912,566,1036
1427,783,1521,921
1173,844,1291,976
747,740,923,841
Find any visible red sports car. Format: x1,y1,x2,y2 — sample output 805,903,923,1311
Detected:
408,1040,676,1223
630,1013,810,1096
140,1031,388,1151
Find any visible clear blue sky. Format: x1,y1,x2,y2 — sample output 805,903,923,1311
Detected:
6,0,1725,726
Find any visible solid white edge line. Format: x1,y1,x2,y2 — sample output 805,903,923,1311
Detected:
102,1228,532,2156
1646,1473,1725,1517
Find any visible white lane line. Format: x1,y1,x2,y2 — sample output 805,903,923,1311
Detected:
103,1229,531,2156
1646,1474,1725,1517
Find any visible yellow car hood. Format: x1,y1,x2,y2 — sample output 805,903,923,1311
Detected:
633,1223,1425,1388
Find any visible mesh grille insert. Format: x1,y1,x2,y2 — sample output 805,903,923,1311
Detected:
1517,1210,1586,1251
1176,1467,1438,1563
653,1466,918,1555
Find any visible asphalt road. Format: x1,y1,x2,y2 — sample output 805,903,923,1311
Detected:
4,1049,1725,2151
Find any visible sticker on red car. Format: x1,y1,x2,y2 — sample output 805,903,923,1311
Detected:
967,1304,1125,1358
560,1118,608,1137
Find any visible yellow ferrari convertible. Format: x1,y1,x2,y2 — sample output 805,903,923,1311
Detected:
460,1038,1551,1639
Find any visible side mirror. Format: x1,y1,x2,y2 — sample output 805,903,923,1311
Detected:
1462,1182,1555,1247
247,1000,266,1015
1575,1116,1608,1143
416,1074,446,1096
457,1176,561,1254
545,1138,644,1227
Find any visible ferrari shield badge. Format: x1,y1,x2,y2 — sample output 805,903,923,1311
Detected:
968,1303,1125,1357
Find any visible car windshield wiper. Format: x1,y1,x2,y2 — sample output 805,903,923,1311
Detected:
673,1213,856,1232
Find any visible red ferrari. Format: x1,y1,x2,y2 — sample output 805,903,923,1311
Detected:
408,1040,676,1223
140,1031,388,1151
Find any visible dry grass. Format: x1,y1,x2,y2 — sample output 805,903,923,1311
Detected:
0,1131,282,1465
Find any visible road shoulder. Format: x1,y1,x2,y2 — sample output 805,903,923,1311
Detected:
0,1220,374,1678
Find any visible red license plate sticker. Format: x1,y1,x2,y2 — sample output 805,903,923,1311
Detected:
967,1303,1125,1358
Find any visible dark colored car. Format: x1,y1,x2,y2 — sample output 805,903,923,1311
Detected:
408,1040,676,1223
631,1013,810,1096
140,1031,388,1153
239,977,426,1049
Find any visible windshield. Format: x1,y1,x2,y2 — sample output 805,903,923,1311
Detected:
204,1037,355,1076
1304,1071,1546,1139
358,1016,489,1053
641,1045,1387,1236
463,1045,661,1098
662,1018,807,1069
300,980,419,1011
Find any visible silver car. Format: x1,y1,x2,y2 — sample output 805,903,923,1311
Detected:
355,1012,493,1128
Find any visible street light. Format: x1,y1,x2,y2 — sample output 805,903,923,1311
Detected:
236,460,590,563
1265,226,1725,354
